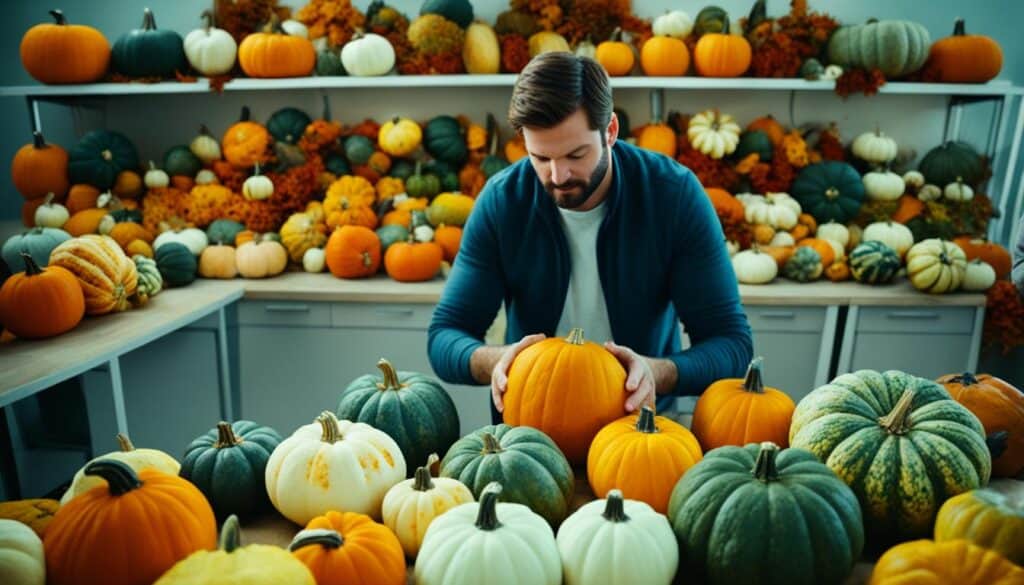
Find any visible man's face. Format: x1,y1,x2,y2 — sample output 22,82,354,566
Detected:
522,109,616,210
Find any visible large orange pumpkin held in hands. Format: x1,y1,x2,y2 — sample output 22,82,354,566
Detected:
938,372,1024,478
20,9,110,84
0,253,85,339
504,327,628,464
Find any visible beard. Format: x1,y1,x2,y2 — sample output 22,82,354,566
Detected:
544,144,610,209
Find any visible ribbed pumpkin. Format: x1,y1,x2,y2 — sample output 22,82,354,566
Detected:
338,358,460,479
60,433,180,505
440,424,574,526
790,370,991,541
669,442,864,585
694,20,751,77
937,372,1024,478
934,480,1024,565
238,16,315,78
12,132,69,200
791,161,866,224
156,242,198,287
44,460,217,585
378,117,422,157
0,253,84,340
235,239,288,279
783,246,824,282
384,239,443,282
918,141,983,188
290,511,405,585
503,327,627,464
907,238,967,294
868,539,1024,585
68,130,140,191
325,225,381,279
926,19,1003,83
1,227,70,272
49,235,138,315
827,19,931,78
222,107,270,168
691,357,796,451
587,406,702,514
280,211,327,262
111,8,186,78
20,9,110,84
849,240,901,284
0,499,59,538
382,454,474,558
132,254,162,301
325,175,376,211
0,517,46,585
953,237,1012,280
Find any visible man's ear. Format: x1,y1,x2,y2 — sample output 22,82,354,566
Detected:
606,112,619,148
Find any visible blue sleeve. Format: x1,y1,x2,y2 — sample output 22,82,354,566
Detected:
1014,214,1024,297
665,172,753,396
427,183,506,385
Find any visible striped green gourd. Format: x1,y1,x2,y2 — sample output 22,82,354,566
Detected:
850,240,901,284
783,246,823,282
133,255,162,301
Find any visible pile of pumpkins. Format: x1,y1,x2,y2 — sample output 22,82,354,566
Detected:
4,330,1024,585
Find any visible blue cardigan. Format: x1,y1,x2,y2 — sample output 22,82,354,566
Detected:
427,140,753,415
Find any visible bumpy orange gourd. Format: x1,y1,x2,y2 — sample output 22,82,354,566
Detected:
238,17,315,78
12,131,69,199
49,234,138,315
868,539,1024,585
289,511,405,585
327,203,378,231
325,175,377,212
0,253,85,339
20,9,110,84
384,239,443,282
325,225,381,279
938,372,1024,478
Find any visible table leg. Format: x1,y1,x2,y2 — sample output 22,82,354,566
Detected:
216,307,234,421
108,357,128,436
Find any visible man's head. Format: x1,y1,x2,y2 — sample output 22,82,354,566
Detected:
509,52,618,209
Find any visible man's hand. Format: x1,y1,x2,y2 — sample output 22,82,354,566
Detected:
490,333,547,413
604,341,669,413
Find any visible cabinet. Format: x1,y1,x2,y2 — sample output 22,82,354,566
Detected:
746,305,837,402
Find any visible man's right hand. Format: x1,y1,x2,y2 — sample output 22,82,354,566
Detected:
489,333,546,413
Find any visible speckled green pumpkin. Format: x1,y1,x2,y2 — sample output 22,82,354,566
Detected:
155,242,197,287
827,19,931,78
783,246,823,282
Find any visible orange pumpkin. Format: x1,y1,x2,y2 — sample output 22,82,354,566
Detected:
170,175,195,192
66,184,101,214
434,224,462,263
826,260,851,281
587,406,702,513
761,245,795,270
638,124,677,158
925,19,1003,83
640,36,689,76
706,187,744,223
384,239,443,283
504,327,628,464
595,28,635,76
504,135,528,163
747,115,786,146
20,9,110,84
753,224,776,245
375,176,405,201
691,357,796,450
290,511,405,585
892,194,925,224
234,230,258,247
353,164,382,184
796,237,836,268
0,252,85,339
937,372,1024,478
326,203,378,230
694,21,751,77
109,222,153,250
953,237,1011,280
64,207,109,237
222,106,271,168
325,225,381,279
868,539,1024,585
367,151,392,175
112,170,143,199
238,16,316,78
43,460,217,585
11,131,69,199
325,175,377,212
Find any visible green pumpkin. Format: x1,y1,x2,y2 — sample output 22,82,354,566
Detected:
68,130,141,190
111,7,186,78
133,254,163,299
439,172,459,192
425,160,457,177
481,154,509,179
440,424,574,526
791,162,865,224
267,107,312,145
155,242,197,287
668,442,864,585
315,49,345,76
206,219,246,246
827,19,931,78
905,217,956,242
163,145,202,177
790,369,991,542
734,130,773,162
424,116,467,165
2,227,71,272
420,0,474,28
849,241,901,284
405,163,441,198
344,135,375,166
109,208,143,224
918,141,983,188
180,420,282,518
337,359,460,478
388,158,416,180
376,224,410,254
695,6,729,35
800,57,825,80
783,246,823,282
324,152,350,176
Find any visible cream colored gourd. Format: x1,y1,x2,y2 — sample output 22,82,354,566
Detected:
852,129,898,164
302,247,325,273
556,490,678,585
652,10,693,39
944,179,974,202
726,240,740,256
732,247,778,284
281,19,309,38
97,214,116,236
0,519,44,585
198,244,237,279
190,126,222,163
463,22,500,74
243,163,274,201
194,169,218,185
60,433,180,505
574,39,596,59
822,64,843,80
382,454,474,558
769,231,795,247
154,226,208,256
907,238,967,294
863,170,905,201
341,32,395,77
918,184,942,202
235,239,287,279
737,192,801,230
265,411,406,525
962,259,996,292
687,110,741,159
34,193,69,228
863,221,914,258
817,221,850,249
903,170,925,191
184,11,238,76
144,161,169,189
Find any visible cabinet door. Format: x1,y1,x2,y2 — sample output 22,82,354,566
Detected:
746,306,832,403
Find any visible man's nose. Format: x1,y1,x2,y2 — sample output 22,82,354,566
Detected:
550,160,571,185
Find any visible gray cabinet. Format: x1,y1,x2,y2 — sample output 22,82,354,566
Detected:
745,305,837,403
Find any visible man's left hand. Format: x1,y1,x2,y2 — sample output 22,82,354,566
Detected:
603,341,657,413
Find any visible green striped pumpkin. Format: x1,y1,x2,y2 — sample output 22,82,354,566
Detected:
337,358,460,478
789,370,991,542
132,254,162,300
440,424,574,526
783,246,823,282
154,242,197,287
849,241,901,284
668,442,864,585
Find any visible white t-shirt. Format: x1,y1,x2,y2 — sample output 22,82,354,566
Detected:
555,201,614,343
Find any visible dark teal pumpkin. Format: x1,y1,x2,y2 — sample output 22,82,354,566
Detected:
324,152,350,176
111,8,186,78
68,130,141,190
155,242,197,287
440,423,574,526
1,228,71,272
206,219,246,246
405,163,441,198
439,171,459,192
388,158,416,180
918,141,983,188
163,145,202,177
180,420,282,518
267,107,312,145
109,208,143,224
694,6,729,35
424,116,467,165
668,442,864,585
791,161,865,224
337,358,460,478
849,241,901,284
315,50,345,76
344,135,375,166
734,130,773,162
420,0,474,28
376,225,409,254
481,154,509,178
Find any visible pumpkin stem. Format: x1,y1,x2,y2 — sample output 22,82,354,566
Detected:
49,9,67,25
32,131,47,149
84,459,143,496
475,482,503,531
101,149,113,162
952,372,980,386
215,422,244,448
413,453,440,491
986,431,1009,460
825,187,839,200
219,515,241,553
361,251,372,268
376,358,403,390
953,18,965,36
566,327,586,345
43,192,55,206
602,489,631,522
609,26,623,42
635,405,659,434
878,388,915,435
481,432,503,454
199,124,213,137
742,357,766,394
265,13,283,34
201,9,215,31
317,410,343,443
752,442,780,482
141,7,157,30
116,433,135,452
253,162,262,176
240,106,251,122
289,529,344,552
19,253,43,276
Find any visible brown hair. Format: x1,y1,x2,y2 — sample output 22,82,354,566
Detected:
508,52,613,133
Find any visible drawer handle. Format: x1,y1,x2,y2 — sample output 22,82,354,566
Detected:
886,311,940,320
264,304,311,313
759,311,796,319
375,308,416,318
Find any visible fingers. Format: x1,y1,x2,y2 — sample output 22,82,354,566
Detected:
604,341,641,391
493,333,547,414
625,379,655,413
492,378,504,413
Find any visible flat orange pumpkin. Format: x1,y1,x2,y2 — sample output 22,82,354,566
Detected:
289,511,405,585
937,372,1024,478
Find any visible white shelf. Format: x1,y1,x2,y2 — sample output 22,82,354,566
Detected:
1,76,1019,99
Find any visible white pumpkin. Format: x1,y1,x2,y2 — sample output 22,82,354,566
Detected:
574,39,597,60
851,129,898,164
190,125,222,163
302,247,325,273
732,247,778,284
194,169,218,185
382,454,474,558
144,161,169,189
60,433,180,505
917,183,943,202
736,192,801,230
556,490,678,585
769,231,795,247
907,238,967,294
341,33,396,77
902,170,925,191
962,259,996,292
821,64,843,80
97,214,116,236
863,170,905,201
652,10,693,39
243,164,274,201
944,179,974,202
687,110,741,160
415,483,561,585
34,193,68,228
816,221,849,249
413,224,435,243
281,19,309,39
265,411,406,525
0,519,44,585
863,221,914,258
153,226,209,256
824,237,846,263
184,11,238,76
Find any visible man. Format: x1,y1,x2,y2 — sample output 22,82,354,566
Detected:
428,52,752,423
1015,214,1024,296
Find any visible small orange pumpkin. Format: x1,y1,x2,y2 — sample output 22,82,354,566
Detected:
327,203,378,230
222,106,271,168
384,239,443,282
504,135,528,163
638,124,677,158
66,184,101,214
108,222,153,250
238,16,316,78
325,175,377,212
826,260,851,282
953,237,1011,280
746,115,786,146
760,244,795,269
112,170,144,199
640,36,689,76
892,194,925,224
325,225,381,279
596,28,635,76
64,207,110,237
937,372,1024,478
706,188,744,223
20,9,110,84
12,131,69,200
925,19,1003,83
289,511,405,585
796,237,835,268
0,252,85,339
375,176,405,201
434,224,463,263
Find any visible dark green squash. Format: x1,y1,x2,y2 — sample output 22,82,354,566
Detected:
344,135,375,166
424,116,467,165
376,224,409,254
155,242,197,287
163,145,202,177
111,7,186,78
405,162,441,198
694,6,729,35
439,171,459,192
324,152,350,176
849,241,901,284
315,49,345,76
420,0,474,28
1,228,71,272
918,141,983,188
180,420,282,518
109,208,143,224
68,130,141,190
734,130,773,162
337,358,460,478
206,219,246,246
668,442,864,585
906,216,956,242
440,423,574,526
481,155,508,179
791,161,866,224
267,107,312,145
388,158,416,180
